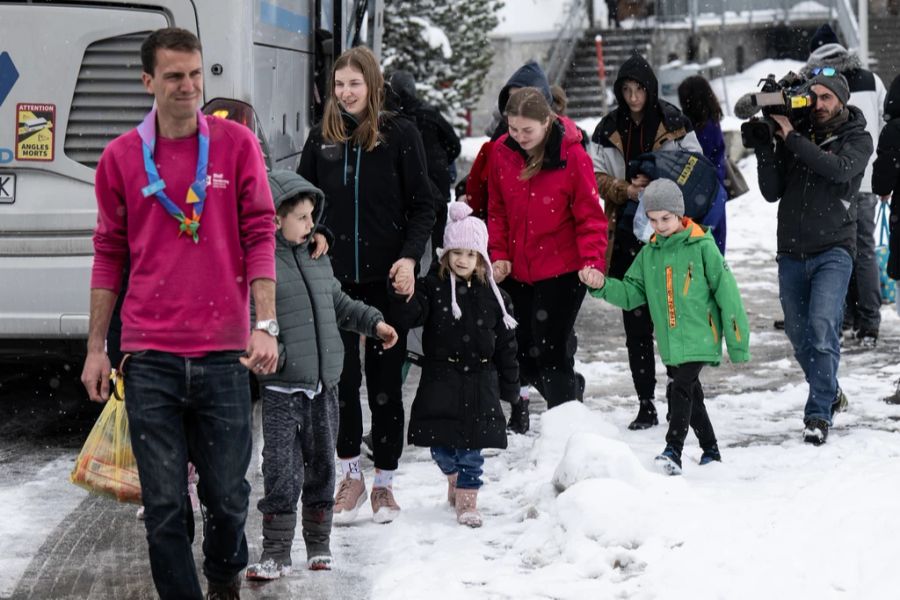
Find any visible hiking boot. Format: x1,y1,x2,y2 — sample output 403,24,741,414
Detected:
507,397,530,434
773,319,785,330
370,487,401,524
302,506,333,571
856,329,877,348
206,577,241,600
446,472,458,506
628,399,658,430
576,372,586,402
699,445,722,465
333,474,367,525
831,387,849,417
883,378,900,404
654,445,682,476
246,512,295,581
455,488,482,528
803,419,829,446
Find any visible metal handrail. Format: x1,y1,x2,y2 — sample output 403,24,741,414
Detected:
832,0,859,51
545,0,588,87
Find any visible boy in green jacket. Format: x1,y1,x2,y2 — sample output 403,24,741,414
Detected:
582,179,750,475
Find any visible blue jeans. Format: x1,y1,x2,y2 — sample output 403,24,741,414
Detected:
124,350,252,600
431,447,484,489
778,248,853,425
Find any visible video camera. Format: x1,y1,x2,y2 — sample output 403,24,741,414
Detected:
740,72,815,149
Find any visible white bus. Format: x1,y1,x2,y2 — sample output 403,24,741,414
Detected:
0,0,382,364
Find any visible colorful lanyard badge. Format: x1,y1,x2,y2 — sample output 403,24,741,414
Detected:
137,108,209,243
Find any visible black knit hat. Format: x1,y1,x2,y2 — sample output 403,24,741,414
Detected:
809,23,840,52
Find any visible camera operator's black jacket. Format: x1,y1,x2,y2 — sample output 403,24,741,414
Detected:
872,74,900,278
756,105,873,258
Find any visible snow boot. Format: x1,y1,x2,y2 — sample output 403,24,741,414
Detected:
206,576,241,599
455,488,482,528
654,445,682,476
302,505,333,571
883,378,900,404
507,397,530,434
831,387,849,417
576,372,586,402
245,512,296,581
699,445,722,465
446,472,458,506
628,399,658,430
803,419,829,446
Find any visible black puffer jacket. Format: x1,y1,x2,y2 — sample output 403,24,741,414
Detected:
298,112,436,284
390,272,519,450
873,74,900,278
756,105,873,258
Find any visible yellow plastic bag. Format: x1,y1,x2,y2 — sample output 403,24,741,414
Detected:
70,369,142,504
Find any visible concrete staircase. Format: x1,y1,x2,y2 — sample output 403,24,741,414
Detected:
869,16,900,88
562,28,652,119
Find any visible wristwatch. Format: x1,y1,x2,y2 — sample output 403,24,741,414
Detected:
255,319,280,337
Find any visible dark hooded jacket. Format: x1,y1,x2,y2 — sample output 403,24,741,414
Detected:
390,272,518,450
390,71,461,201
873,74,900,278
255,171,385,389
590,53,701,266
298,111,436,285
756,105,873,258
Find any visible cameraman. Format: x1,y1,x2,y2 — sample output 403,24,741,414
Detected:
755,72,873,446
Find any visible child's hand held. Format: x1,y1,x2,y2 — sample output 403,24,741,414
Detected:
376,321,399,349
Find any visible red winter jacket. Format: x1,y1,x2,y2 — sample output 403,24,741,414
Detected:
487,116,607,284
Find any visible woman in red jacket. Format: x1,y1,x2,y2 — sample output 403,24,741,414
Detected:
488,87,608,426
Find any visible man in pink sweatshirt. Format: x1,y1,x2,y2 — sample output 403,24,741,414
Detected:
80,28,277,600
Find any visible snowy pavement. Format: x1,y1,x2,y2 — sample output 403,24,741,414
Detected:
3,153,900,598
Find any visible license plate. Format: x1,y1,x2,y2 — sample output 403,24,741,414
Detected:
0,173,14,203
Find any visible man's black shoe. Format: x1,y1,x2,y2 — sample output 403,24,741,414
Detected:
803,419,829,446
773,319,785,330
507,397,530,434
576,372,586,402
628,399,658,430
831,387,849,417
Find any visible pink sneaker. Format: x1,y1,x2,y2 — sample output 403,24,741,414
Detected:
370,487,401,524
333,474,366,525
455,488,482,528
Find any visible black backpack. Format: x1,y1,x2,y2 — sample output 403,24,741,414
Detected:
626,150,721,220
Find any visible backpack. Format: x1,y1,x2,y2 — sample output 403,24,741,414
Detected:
626,150,722,220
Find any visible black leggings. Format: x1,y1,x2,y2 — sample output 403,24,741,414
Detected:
502,271,586,409
335,281,408,471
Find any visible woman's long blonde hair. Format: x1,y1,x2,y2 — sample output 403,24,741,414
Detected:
504,87,557,181
322,46,384,152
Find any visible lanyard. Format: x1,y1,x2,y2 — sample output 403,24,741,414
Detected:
136,108,210,243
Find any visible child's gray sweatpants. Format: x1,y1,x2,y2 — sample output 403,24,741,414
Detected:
257,386,338,515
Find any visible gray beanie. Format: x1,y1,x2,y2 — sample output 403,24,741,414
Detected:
643,179,684,217
809,72,850,106
267,170,325,210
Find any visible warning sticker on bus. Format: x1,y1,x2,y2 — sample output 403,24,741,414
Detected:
16,103,55,161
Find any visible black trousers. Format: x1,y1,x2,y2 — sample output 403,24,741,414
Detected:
609,227,657,401
502,271,586,409
335,281,408,471
664,362,717,454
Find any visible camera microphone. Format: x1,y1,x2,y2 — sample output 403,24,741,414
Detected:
734,93,761,119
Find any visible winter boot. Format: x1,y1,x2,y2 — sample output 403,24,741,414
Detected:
245,512,296,581
206,576,241,599
699,445,722,465
654,445,682,476
507,397,530,434
301,505,333,571
333,473,367,525
883,378,900,404
455,488,482,528
831,387,849,417
803,419,829,446
446,472,458,506
628,399,658,430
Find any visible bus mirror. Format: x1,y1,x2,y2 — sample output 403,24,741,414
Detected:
202,98,273,171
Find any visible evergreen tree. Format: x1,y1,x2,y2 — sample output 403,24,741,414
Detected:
382,0,502,133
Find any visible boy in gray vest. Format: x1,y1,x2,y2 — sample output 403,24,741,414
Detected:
246,171,398,579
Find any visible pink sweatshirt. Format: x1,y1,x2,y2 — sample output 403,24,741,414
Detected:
91,116,275,355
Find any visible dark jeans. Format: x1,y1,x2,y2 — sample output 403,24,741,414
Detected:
502,271,586,409
431,447,485,489
664,362,716,453
845,192,881,333
258,386,339,515
336,280,408,470
124,350,252,600
778,247,853,424
609,227,656,400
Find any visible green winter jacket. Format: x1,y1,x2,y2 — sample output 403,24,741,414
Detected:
591,219,750,366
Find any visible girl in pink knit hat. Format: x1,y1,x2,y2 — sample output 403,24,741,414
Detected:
389,202,519,527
